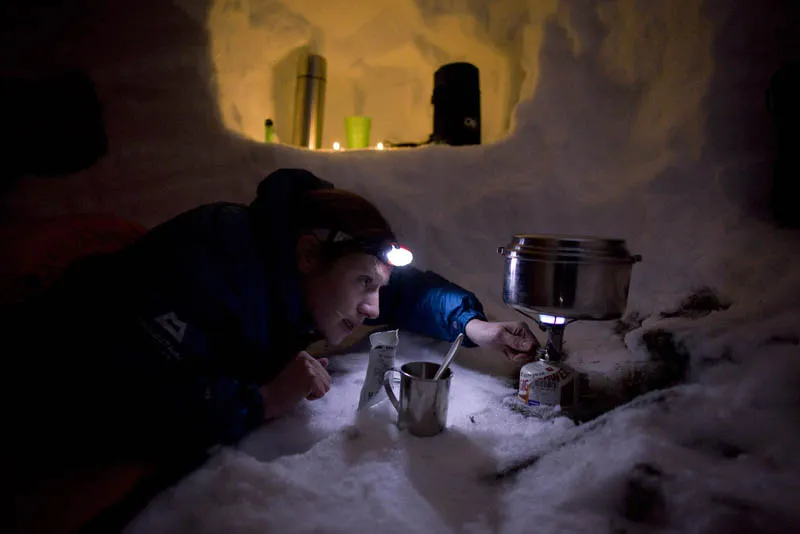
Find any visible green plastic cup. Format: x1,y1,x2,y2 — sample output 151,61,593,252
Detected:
345,116,371,149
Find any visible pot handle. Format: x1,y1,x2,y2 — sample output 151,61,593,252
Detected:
497,246,505,255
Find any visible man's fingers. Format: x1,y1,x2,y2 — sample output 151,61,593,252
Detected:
500,329,533,352
307,375,327,399
308,362,331,398
294,352,331,400
312,372,331,397
516,337,534,352
307,367,327,399
503,346,517,360
508,323,541,351
305,355,330,374
312,359,331,388
319,368,331,391
315,358,331,388
504,347,536,362
302,354,325,372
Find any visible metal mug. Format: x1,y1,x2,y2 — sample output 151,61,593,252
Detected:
383,361,452,437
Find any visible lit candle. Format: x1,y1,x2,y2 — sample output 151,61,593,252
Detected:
376,142,384,150
332,141,341,151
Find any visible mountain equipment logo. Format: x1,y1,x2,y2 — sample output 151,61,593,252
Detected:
155,312,187,343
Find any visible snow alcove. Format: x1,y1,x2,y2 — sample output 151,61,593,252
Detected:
1,0,800,532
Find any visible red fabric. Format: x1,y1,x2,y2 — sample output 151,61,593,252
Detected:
0,213,152,533
0,213,146,305
7,464,157,533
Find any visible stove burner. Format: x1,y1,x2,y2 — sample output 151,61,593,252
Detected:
538,314,566,325
532,314,573,362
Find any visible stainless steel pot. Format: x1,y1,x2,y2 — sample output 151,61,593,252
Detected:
498,234,642,321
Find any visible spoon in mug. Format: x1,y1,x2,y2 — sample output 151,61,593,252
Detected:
433,333,464,380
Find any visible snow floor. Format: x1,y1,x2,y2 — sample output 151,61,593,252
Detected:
126,304,800,534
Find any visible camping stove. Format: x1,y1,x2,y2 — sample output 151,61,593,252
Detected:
531,313,569,362
497,234,642,415
515,313,579,415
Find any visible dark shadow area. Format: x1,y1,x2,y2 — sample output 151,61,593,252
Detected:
0,0,265,217
0,70,107,185
0,0,235,532
0,0,226,141
701,0,800,225
768,59,800,228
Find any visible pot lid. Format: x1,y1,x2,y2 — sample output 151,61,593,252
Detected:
500,234,638,263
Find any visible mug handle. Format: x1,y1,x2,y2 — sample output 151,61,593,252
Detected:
383,369,401,412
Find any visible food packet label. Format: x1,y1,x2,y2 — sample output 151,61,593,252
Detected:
358,329,399,410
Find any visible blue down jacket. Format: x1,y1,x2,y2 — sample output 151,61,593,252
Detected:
6,169,486,461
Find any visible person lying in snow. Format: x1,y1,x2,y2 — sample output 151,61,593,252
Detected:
5,168,540,469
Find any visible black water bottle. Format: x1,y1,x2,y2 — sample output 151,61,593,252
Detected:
767,62,800,228
431,62,481,146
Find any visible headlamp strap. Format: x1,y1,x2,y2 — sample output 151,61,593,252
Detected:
310,229,355,244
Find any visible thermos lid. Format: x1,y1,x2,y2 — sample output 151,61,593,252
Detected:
297,54,327,80
434,62,479,86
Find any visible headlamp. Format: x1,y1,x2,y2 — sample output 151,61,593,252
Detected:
312,229,414,267
383,244,413,267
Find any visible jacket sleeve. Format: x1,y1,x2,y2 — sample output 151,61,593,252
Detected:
366,266,487,347
114,204,271,453
159,373,266,454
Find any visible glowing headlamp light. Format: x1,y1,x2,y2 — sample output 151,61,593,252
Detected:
383,244,413,267
312,229,414,267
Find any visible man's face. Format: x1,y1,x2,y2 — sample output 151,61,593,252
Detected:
302,250,393,346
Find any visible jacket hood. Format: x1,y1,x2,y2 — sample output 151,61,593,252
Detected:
249,168,334,247
248,168,334,340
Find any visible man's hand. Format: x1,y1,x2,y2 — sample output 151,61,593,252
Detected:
464,319,540,362
259,351,331,419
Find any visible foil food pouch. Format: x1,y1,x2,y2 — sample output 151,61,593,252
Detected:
358,329,399,410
